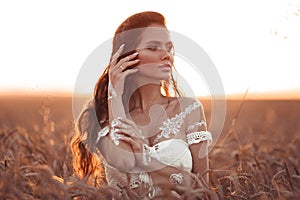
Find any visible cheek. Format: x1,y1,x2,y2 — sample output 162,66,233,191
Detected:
138,53,158,64
136,51,175,66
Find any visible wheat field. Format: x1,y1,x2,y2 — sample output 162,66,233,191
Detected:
0,95,299,199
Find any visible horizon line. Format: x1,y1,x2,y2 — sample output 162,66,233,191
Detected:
0,89,300,100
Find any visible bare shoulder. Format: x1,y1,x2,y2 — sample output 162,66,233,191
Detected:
176,96,204,110
166,96,204,118
176,97,206,125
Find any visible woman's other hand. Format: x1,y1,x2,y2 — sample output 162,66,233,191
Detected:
113,117,147,166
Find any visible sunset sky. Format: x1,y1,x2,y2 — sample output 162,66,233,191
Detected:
0,0,299,98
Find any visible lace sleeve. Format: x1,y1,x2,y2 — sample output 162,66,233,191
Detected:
186,131,212,146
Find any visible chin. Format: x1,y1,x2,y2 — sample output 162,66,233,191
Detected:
161,73,171,80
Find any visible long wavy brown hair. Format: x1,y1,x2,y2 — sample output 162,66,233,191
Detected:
71,11,182,182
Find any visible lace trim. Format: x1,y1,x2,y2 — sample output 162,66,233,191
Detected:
186,120,207,133
186,131,212,145
96,126,109,143
143,144,152,166
129,172,160,199
110,118,123,145
154,101,201,143
129,172,153,189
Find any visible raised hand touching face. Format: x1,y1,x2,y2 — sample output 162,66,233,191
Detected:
108,44,140,98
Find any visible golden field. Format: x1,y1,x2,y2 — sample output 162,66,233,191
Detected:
0,94,299,199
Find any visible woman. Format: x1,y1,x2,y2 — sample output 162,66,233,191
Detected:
72,11,212,199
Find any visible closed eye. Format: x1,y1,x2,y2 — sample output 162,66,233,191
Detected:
142,41,175,54
147,45,159,51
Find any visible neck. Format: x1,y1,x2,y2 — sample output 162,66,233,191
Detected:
130,84,167,112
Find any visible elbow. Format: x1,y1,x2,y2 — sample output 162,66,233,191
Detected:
100,139,136,172
106,153,136,172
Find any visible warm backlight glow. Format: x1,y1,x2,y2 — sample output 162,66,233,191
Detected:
0,1,299,99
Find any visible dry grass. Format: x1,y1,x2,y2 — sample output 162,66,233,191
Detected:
0,95,300,199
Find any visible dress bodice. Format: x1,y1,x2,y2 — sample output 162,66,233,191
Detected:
143,139,193,172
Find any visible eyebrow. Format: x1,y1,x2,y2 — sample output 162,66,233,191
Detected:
145,40,173,46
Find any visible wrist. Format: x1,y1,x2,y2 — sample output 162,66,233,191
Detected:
108,94,123,102
134,153,145,168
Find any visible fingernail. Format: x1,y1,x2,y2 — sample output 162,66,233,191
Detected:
120,44,125,48
135,59,140,62
116,116,123,120
133,52,139,56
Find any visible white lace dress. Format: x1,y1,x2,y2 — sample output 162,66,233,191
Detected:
96,100,212,199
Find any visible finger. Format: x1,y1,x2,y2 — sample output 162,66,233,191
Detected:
119,135,143,151
119,136,137,146
119,135,134,143
119,52,139,65
114,127,143,141
113,121,130,130
117,59,140,72
111,69,139,90
117,117,143,137
111,44,125,66
114,52,139,71
110,52,139,73
114,127,134,137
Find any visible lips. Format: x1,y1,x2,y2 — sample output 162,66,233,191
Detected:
158,63,171,68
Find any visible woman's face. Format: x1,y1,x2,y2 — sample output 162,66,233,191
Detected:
134,24,174,82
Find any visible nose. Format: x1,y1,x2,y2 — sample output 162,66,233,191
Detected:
161,49,172,61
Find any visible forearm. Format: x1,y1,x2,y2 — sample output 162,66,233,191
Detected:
136,155,194,188
134,143,209,189
99,136,135,172
190,142,209,183
192,155,209,183
149,165,190,187
102,97,135,171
